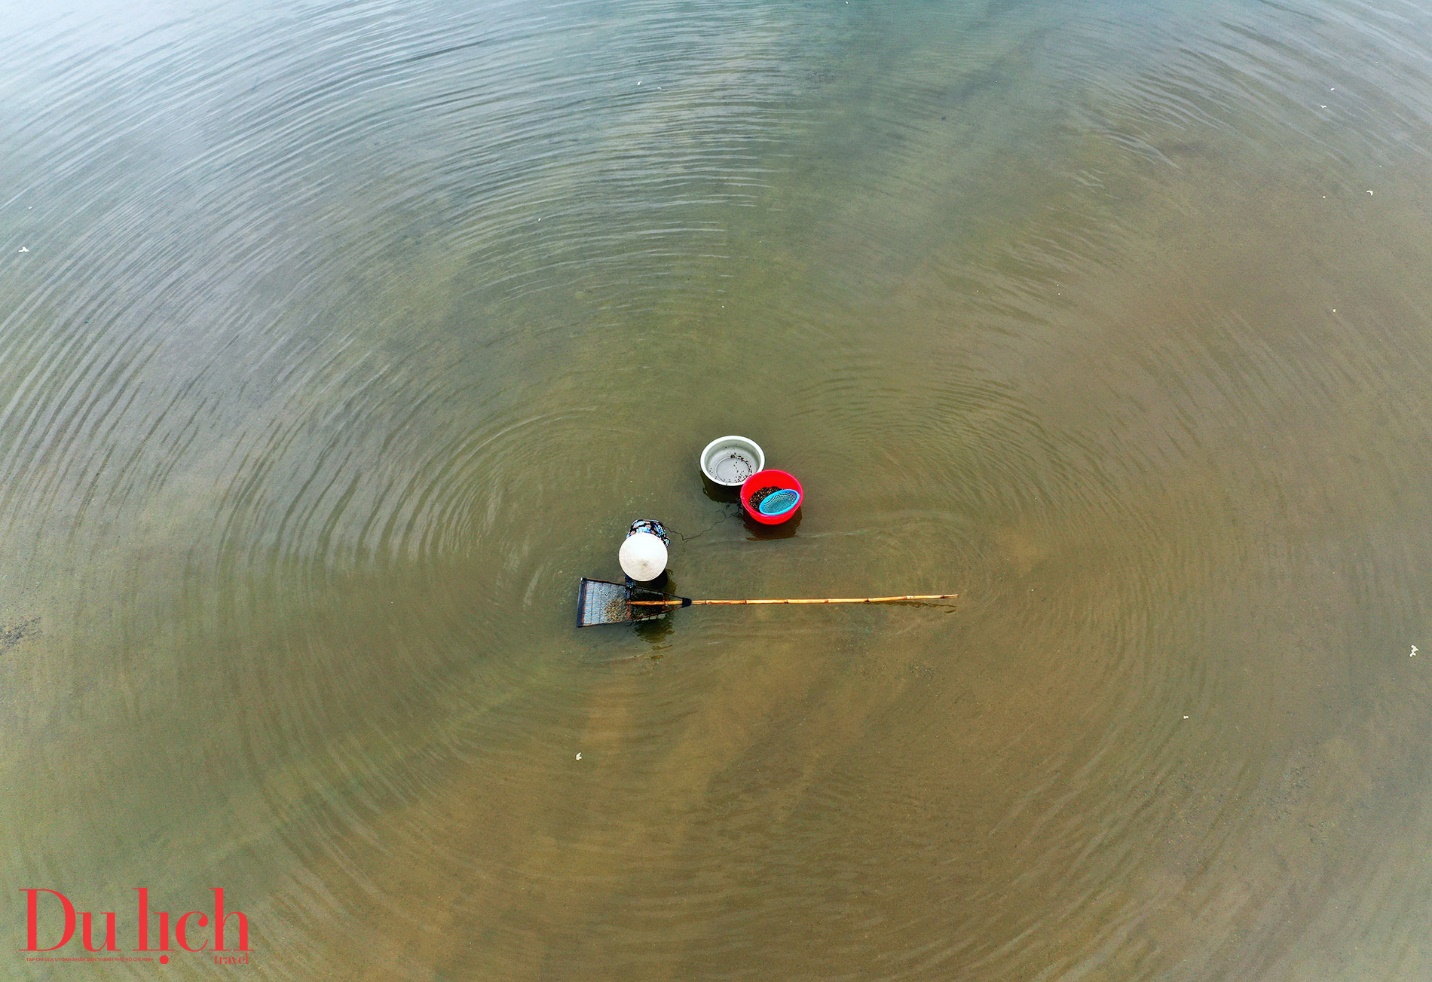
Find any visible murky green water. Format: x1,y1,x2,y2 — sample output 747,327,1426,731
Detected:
4,0,1432,977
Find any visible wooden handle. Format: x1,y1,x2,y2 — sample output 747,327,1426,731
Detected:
629,594,957,606
694,594,957,605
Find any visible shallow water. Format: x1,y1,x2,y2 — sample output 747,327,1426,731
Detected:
3,0,1431,977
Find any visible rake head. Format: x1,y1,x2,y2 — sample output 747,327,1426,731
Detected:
576,578,687,628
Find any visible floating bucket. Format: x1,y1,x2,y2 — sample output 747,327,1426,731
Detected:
700,435,764,487
741,469,803,525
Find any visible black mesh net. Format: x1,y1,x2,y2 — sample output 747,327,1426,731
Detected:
576,578,678,627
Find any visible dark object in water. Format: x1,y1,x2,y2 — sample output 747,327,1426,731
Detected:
0,616,39,655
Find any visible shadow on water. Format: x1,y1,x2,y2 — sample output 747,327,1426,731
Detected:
631,571,679,649
699,477,742,503
632,612,675,649
743,508,803,539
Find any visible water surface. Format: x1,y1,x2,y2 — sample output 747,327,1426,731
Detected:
3,0,1432,977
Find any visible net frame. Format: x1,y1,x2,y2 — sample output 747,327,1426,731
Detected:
576,578,685,627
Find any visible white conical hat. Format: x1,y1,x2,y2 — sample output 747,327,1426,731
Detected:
619,531,668,581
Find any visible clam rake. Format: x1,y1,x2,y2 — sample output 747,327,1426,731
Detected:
576,577,958,628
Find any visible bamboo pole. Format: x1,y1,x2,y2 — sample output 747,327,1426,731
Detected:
629,594,957,606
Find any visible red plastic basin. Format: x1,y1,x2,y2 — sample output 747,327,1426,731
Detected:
740,469,804,525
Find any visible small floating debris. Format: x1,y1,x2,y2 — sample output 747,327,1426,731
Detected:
0,616,39,653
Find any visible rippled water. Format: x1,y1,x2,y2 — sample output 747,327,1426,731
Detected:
3,0,1432,977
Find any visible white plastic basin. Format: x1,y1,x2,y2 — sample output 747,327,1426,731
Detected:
700,435,764,486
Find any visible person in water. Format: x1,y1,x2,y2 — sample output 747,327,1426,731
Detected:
620,518,671,593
